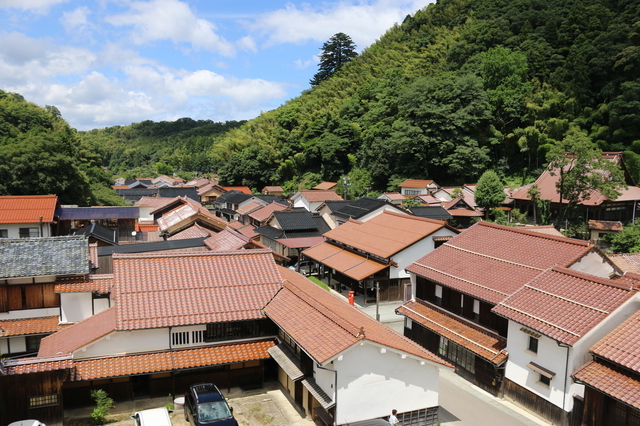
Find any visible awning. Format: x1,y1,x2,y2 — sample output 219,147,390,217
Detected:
267,344,304,381
303,242,388,281
302,377,335,409
527,362,555,379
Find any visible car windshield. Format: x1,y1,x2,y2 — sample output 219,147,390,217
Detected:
197,401,232,422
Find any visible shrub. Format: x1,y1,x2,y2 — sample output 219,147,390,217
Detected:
90,389,115,424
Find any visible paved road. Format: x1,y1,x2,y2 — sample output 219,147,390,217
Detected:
439,369,550,426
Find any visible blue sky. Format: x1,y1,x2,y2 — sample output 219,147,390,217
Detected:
0,0,433,130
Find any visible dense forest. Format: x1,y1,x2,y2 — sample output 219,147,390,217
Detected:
1,0,640,205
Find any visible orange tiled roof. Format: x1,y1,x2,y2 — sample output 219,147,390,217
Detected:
493,266,634,346
398,179,435,188
112,250,282,330
89,242,98,269
303,242,388,281
136,223,160,232
312,182,337,190
249,202,289,222
297,190,343,203
1,355,73,375
70,340,275,380
157,202,227,232
573,360,640,409
54,274,114,293
511,225,564,237
167,223,215,240
0,316,67,337
204,228,250,251
134,196,176,208
590,309,640,372
0,195,57,224
236,201,264,215
381,192,406,200
221,186,252,195
265,267,452,367
322,211,449,259
588,220,623,232
38,307,117,356
407,222,594,304
398,300,507,365
262,186,284,192
609,253,640,274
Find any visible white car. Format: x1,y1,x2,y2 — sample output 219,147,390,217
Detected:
8,421,45,426
131,407,173,426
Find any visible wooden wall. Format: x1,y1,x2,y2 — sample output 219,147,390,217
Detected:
0,370,65,426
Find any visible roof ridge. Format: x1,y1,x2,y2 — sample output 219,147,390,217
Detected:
551,265,634,291
444,243,546,272
112,248,272,259
477,221,592,246
412,261,510,299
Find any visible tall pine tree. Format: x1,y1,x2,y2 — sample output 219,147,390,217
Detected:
310,33,358,86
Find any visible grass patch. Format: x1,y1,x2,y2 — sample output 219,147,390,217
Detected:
307,276,330,291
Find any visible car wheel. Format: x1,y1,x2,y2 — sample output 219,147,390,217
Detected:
312,268,318,274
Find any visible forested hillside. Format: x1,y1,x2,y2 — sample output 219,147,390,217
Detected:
208,0,640,194
0,91,124,206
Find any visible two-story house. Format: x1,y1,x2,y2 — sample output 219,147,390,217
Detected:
0,195,58,238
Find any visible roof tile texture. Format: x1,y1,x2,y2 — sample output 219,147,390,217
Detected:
493,267,633,346
573,360,640,409
297,190,343,202
0,195,57,223
323,211,447,259
590,308,640,372
265,267,451,367
0,316,67,337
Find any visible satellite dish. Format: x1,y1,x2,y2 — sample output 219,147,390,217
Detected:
131,231,137,236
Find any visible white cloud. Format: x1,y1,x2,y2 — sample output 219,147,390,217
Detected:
250,0,433,49
60,6,93,35
0,0,68,13
294,58,315,70
106,0,235,57
237,36,257,53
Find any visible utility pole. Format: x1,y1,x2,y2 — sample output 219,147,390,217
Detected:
375,281,380,321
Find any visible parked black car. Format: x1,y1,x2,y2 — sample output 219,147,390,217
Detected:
184,383,238,426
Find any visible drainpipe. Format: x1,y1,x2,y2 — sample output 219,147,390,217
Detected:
39,216,43,237
316,363,338,426
558,342,571,426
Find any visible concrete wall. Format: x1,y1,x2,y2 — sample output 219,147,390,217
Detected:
391,228,456,279
328,342,441,424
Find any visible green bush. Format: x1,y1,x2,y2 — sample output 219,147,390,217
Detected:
90,389,115,424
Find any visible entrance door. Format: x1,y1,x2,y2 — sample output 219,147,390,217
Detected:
131,374,150,399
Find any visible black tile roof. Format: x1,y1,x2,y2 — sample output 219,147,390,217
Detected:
332,197,388,219
73,223,118,245
254,225,285,240
56,207,140,220
96,237,207,256
0,236,90,279
409,206,453,220
157,187,199,201
274,210,319,231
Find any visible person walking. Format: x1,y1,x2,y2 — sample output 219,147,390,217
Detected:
389,409,399,425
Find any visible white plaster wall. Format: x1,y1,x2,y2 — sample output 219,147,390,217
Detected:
358,206,408,223
569,250,615,278
293,197,311,211
60,293,94,323
0,307,60,321
0,223,52,238
138,206,154,222
93,298,111,314
77,328,169,358
7,336,26,353
390,228,456,279
0,338,8,354
328,342,441,424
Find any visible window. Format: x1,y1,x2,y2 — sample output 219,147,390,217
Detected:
30,394,58,407
0,229,7,238
539,374,551,386
19,227,39,238
404,189,420,196
26,335,44,353
473,299,480,322
434,285,442,306
439,337,475,374
528,336,539,354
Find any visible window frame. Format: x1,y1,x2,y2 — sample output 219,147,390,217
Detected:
527,335,539,354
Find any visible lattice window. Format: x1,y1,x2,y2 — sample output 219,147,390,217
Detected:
30,394,58,407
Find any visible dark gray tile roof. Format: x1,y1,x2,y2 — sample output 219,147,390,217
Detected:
0,236,90,279
410,206,453,220
216,190,252,205
56,207,140,220
254,225,285,240
332,197,388,219
157,187,199,201
96,237,207,256
73,223,118,245
323,200,352,213
274,210,319,231
255,194,287,204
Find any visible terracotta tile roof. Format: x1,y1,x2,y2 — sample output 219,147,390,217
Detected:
398,179,435,188
236,224,259,239
511,225,564,237
135,223,160,232
204,228,250,251
167,223,215,240
312,182,337,190
69,340,275,380
322,211,449,259
262,186,284,192
296,190,343,203
380,192,406,201
0,195,57,223
277,236,324,250
249,201,289,222
588,220,623,231
1,354,73,375
398,300,507,365
112,250,282,330
590,309,640,372
510,152,640,206
227,220,244,229
609,253,640,274
493,266,633,346
38,307,117,356
157,202,227,232
572,360,640,409
236,201,264,215
407,222,594,304
0,316,67,337
303,242,388,281
89,242,98,269
221,186,252,195
265,267,452,367
54,274,114,293
134,196,180,209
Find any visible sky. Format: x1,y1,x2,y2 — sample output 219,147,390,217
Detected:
0,0,433,131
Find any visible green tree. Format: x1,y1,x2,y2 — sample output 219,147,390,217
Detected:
475,170,506,217
604,222,640,253
527,184,540,224
546,129,626,223
310,33,358,86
